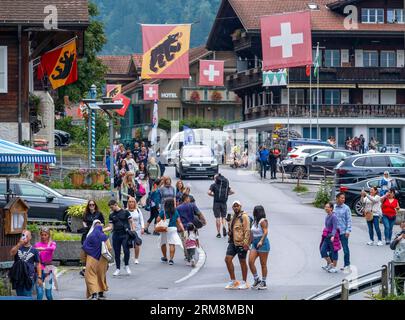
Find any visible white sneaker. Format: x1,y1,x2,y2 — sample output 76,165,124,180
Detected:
377,241,383,246
238,281,250,289
322,264,332,271
113,269,120,276
190,259,196,268
134,259,139,264
125,266,132,275
342,266,351,274
367,241,374,246
328,267,338,273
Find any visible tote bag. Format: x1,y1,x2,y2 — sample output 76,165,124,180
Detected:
101,240,113,262
155,212,169,233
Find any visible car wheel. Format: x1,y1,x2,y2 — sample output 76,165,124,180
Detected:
64,213,72,232
291,166,307,179
55,135,61,147
353,197,364,217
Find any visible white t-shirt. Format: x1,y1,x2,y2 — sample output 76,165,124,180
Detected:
126,158,138,173
129,208,144,235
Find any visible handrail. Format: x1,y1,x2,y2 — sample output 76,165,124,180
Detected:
306,266,387,300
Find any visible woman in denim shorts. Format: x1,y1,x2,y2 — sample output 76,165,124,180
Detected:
248,205,270,290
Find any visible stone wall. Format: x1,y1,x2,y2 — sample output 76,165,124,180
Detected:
55,189,112,200
33,91,55,153
0,123,30,143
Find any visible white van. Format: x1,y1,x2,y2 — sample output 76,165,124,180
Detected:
161,128,228,165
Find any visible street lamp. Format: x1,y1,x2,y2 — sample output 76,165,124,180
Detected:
97,96,123,199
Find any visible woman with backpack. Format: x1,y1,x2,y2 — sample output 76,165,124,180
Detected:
248,205,270,290
156,198,184,265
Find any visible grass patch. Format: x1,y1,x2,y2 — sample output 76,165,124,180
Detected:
51,230,81,241
293,185,309,193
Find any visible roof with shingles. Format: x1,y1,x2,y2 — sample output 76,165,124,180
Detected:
0,0,89,24
98,55,134,75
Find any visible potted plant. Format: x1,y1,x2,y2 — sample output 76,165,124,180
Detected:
211,91,223,102
190,91,200,103
68,169,87,188
66,203,87,233
89,168,108,185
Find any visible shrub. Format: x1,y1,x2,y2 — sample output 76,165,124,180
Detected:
90,183,105,190
313,180,333,208
0,278,11,296
27,223,41,234
293,185,309,193
66,203,87,218
51,230,81,241
49,180,64,189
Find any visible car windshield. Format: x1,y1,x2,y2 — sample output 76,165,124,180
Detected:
183,147,212,157
34,182,63,197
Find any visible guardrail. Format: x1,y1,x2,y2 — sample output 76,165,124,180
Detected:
306,265,388,300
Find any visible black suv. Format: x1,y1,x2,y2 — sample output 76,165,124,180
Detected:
335,153,405,185
0,179,87,229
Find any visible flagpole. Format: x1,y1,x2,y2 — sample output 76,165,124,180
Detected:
287,68,290,140
309,65,312,140
316,42,320,140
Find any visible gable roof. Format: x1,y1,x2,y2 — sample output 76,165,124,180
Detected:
0,0,89,25
189,46,211,64
221,0,405,32
131,54,143,69
98,55,134,75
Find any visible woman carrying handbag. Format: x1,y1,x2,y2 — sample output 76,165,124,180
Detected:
361,187,383,246
156,198,184,265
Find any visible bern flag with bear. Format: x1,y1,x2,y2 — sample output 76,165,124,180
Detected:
141,24,191,79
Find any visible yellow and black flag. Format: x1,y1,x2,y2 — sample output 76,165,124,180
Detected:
106,84,122,98
40,39,78,89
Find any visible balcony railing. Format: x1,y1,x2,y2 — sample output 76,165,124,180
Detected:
245,104,405,118
181,87,240,104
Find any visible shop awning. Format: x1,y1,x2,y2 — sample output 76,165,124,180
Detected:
0,139,56,164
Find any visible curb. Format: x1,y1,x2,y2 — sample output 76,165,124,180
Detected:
174,247,207,284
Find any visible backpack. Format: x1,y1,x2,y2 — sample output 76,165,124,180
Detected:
239,213,253,229
215,174,230,203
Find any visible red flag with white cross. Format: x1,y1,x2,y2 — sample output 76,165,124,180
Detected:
261,11,312,70
199,60,224,86
143,84,159,101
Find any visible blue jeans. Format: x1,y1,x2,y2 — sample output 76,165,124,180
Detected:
259,160,267,178
367,216,382,241
36,270,53,300
16,279,34,297
320,237,338,261
382,215,396,243
339,234,350,267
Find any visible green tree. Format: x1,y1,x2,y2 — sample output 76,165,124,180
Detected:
55,2,108,111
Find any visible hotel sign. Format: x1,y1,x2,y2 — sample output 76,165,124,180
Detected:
161,93,178,99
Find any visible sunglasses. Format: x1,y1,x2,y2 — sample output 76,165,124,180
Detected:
89,204,95,206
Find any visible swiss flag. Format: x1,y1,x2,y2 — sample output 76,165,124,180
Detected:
199,60,224,86
261,11,312,70
143,84,159,101
112,94,131,117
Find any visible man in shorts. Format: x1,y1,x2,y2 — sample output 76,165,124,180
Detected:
224,200,250,290
208,174,234,238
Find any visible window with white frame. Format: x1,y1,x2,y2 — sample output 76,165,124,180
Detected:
289,89,305,105
361,8,384,23
324,89,340,105
387,9,404,23
380,51,396,67
0,46,7,93
324,50,341,67
363,50,378,67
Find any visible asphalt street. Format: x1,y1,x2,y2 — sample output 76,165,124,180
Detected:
55,166,396,300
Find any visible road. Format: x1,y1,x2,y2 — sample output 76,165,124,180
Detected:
55,166,396,300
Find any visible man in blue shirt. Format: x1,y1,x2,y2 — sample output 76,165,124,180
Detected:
259,146,270,179
334,192,352,273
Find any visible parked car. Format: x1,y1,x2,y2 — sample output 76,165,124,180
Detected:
175,144,218,179
335,153,405,185
55,129,71,146
338,177,405,216
281,145,334,178
0,179,87,230
287,138,332,153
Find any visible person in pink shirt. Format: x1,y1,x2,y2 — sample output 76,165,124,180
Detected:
34,227,57,300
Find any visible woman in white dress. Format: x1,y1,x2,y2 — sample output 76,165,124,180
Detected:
127,197,144,264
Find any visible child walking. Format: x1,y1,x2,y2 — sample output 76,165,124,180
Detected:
185,223,199,267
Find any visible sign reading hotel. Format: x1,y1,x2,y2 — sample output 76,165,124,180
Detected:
141,24,191,79
199,60,224,86
260,11,312,70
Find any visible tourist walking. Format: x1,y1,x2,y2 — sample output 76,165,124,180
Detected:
132,142,141,163
334,192,352,273
9,230,41,297
156,198,185,265
268,149,280,180
83,220,111,300
390,220,405,295
320,202,341,274
125,150,138,173
249,205,270,290
258,146,269,179
145,178,162,235
361,186,383,246
147,157,161,190
116,144,127,163
208,173,235,238
121,172,136,209
138,146,149,166
127,197,144,264
381,188,400,244
176,180,187,205
359,134,365,153
185,223,200,267
34,227,57,300
224,200,251,290
159,176,176,206
104,200,135,276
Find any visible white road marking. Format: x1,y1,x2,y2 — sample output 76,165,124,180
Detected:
174,247,206,284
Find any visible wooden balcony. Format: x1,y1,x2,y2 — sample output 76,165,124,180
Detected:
245,104,405,119
181,87,241,105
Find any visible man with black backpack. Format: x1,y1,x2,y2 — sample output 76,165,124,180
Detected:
208,173,235,238
9,230,42,297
